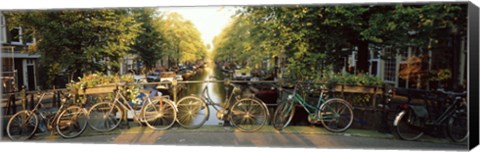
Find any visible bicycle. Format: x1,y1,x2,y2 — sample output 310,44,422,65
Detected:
272,83,354,132
175,80,270,132
87,84,177,131
393,88,468,142
6,91,89,140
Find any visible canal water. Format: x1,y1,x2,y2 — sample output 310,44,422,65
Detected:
178,61,228,126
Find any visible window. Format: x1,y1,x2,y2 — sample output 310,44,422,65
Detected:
23,28,36,45
371,60,378,76
10,27,22,45
9,27,35,45
25,34,36,45
399,49,408,61
383,47,396,83
0,14,6,43
2,58,13,72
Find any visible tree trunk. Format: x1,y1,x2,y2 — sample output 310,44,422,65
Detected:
356,40,370,74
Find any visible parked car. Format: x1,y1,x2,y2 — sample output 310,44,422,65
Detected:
233,68,252,80
146,72,160,82
134,75,147,83
175,75,184,81
160,72,176,82
178,70,195,80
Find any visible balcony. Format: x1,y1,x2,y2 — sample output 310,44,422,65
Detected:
1,46,40,59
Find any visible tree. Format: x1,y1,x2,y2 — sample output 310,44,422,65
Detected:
5,9,141,88
131,8,165,72
157,12,207,68
214,4,467,85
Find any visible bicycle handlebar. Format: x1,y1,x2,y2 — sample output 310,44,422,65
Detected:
436,89,466,98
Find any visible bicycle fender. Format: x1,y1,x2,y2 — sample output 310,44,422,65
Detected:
393,110,406,126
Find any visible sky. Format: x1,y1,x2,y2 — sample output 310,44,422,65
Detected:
157,6,238,50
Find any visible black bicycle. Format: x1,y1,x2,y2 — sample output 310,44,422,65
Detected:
175,80,269,132
393,88,468,142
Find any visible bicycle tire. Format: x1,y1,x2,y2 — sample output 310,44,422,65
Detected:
394,110,424,141
447,109,468,142
88,102,123,132
176,96,209,129
319,98,354,133
230,98,269,132
55,106,88,138
6,110,39,141
143,99,177,130
272,101,295,131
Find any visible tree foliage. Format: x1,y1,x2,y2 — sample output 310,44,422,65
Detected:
5,8,208,88
130,8,164,71
157,12,207,67
213,3,467,83
5,9,141,87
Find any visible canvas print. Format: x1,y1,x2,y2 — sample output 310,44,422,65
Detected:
0,2,472,150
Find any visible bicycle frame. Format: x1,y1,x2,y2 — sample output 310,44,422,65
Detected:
200,85,237,112
18,92,70,132
288,86,327,116
432,98,464,125
29,93,62,126
106,88,166,122
398,94,465,127
29,93,48,114
13,93,48,131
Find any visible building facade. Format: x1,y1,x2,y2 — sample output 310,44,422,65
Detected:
358,40,467,90
1,11,40,92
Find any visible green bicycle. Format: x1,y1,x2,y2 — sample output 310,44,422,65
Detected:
272,83,354,132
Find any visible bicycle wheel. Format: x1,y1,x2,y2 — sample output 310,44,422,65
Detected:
447,108,468,142
56,106,88,138
88,102,122,132
394,110,424,141
319,98,354,132
230,98,269,132
6,110,39,141
176,96,209,129
143,99,177,130
272,101,295,131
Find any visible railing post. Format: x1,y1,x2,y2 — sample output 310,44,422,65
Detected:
56,90,61,108
223,79,231,127
172,80,177,102
52,86,57,108
29,93,34,110
373,86,378,111
7,94,16,115
21,85,26,111
378,84,391,133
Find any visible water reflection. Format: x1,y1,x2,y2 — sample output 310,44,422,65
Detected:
178,61,227,126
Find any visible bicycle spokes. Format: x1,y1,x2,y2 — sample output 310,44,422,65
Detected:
143,100,177,130
320,99,353,132
7,111,38,141
88,102,122,132
176,96,209,129
177,102,205,125
230,98,268,132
